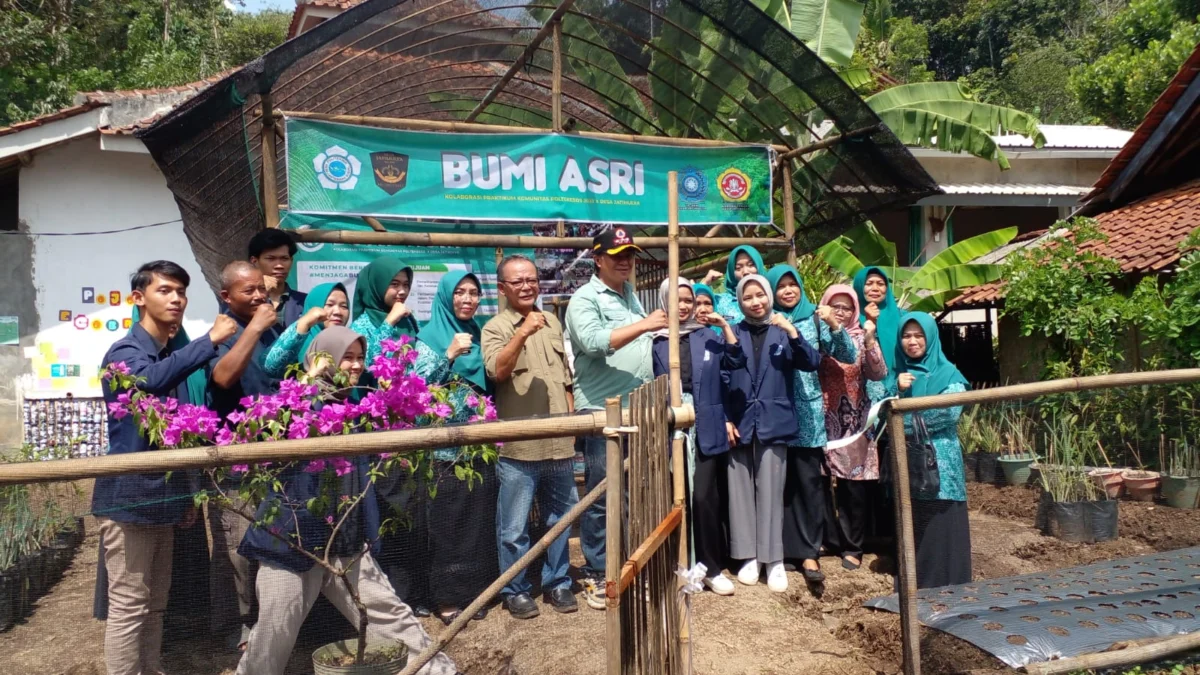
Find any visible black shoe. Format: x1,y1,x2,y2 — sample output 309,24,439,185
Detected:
472,606,489,621
504,593,540,619
802,567,826,583
841,556,862,571
546,588,579,614
412,605,432,618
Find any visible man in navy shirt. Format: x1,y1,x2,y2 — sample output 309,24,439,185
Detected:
92,260,236,675
206,260,282,648
248,229,306,327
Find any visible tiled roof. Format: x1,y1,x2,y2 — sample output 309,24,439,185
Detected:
0,100,107,139
947,179,1200,308
288,0,363,37
1085,43,1200,202
993,125,1132,150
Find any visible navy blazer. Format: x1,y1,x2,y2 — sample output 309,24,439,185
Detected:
206,309,282,421
652,331,745,456
279,287,307,328
725,322,821,446
238,456,382,573
91,324,217,525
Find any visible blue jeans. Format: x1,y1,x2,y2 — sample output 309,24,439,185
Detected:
496,457,579,596
580,435,607,578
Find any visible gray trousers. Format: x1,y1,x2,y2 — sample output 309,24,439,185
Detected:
207,503,255,640
727,440,787,565
236,551,456,675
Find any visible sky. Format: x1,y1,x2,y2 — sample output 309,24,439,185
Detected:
229,0,294,12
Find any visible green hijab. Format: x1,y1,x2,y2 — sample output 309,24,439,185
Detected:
299,282,348,357
852,266,902,374
130,306,206,406
897,312,968,398
352,256,418,336
723,245,765,294
765,264,817,321
417,271,487,391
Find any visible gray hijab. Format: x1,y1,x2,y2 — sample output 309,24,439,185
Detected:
304,325,366,373
736,274,774,326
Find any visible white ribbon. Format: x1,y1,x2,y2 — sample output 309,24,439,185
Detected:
825,396,900,451
677,563,707,594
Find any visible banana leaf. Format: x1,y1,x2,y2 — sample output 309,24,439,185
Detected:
906,263,1007,293
753,0,791,26
906,289,963,312
873,107,1011,169
908,226,1017,286
838,66,874,91
865,81,974,109
790,0,866,67
843,220,897,268
814,238,865,277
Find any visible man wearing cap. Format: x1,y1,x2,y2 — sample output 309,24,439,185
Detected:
565,227,667,610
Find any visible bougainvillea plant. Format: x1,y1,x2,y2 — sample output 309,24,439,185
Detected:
104,335,498,665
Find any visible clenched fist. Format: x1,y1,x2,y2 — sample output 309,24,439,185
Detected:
208,314,238,343
446,333,474,361
248,302,277,333
519,312,547,338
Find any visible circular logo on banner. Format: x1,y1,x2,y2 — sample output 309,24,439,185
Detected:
717,168,751,202
313,145,362,191
106,320,119,331
73,315,89,330
679,167,707,203
91,320,103,331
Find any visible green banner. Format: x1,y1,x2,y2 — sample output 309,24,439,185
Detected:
281,212,535,325
285,118,774,226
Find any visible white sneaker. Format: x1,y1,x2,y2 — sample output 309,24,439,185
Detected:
703,573,735,596
737,559,760,585
767,562,788,593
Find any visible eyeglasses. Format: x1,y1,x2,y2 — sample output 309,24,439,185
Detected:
501,278,539,288
830,304,855,314
453,289,482,299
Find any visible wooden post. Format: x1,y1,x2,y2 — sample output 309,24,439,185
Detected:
495,246,506,312
605,397,624,675
666,171,690,673
781,161,796,267
887,407,921,675
260,92,280,229
551,20,563,132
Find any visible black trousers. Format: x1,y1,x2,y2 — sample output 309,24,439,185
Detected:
783,446,826,561
823,477,870,559
427,459,500,610
688,450,729,575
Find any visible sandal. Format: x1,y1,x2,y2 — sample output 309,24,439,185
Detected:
841,556,862,571
437,609,461,626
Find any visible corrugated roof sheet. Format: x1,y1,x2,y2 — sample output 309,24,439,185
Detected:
939,183,1091,197
993,124,1132,150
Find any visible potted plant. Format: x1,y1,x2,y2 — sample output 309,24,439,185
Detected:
107,337,496,672
1088,439,1125,499
1121,444,1160,502
1162,439,1200,509
998,407,1038,486
966,408,1006,484
1037,411,1118,543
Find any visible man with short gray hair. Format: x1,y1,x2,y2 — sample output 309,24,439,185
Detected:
482,255,579,619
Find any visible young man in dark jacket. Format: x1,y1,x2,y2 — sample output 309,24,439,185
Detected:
92,260,236,675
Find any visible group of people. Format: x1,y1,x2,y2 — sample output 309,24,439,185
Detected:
91,226,973,675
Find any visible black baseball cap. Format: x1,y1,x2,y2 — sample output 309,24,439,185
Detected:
592,226,643,255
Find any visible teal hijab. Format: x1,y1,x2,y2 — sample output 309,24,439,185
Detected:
299,282,348,357
724,245,765,294
765,264,817,321
353,256,418,336
897,312,968,398
852,266,901,373
130,307,206,405
693,283,715,304
417,271,487,391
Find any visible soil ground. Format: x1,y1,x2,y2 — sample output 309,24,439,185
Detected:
6,481,1200,674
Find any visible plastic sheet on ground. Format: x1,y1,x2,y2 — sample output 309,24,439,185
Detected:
865,547,1200,668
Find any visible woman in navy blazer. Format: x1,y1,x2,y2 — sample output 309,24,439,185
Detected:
652,278,745,595
723,274,821,594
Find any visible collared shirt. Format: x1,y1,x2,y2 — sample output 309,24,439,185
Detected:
91,323,218,525
206,309,283,421
481,308,574,461
564,275,652,411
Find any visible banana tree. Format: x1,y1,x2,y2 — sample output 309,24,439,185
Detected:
816,221,1018,311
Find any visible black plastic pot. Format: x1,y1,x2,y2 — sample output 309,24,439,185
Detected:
964,454,979,482
0,571,14,632
1037,491,1119,543
976,452,1001,485
14,558,31,620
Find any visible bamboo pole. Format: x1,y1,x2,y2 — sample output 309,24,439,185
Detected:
617,505,683,594
667,171,691,674
551,20,563,132
1022,631,1200,675
397,453,619,675
363,216,387,232
291,228,790,251
891,368,1200,413
495,246,506,312
605,396,624,675
775,124,883,162
781,161,797,268
888,407,922,675
260,92,280,229
0,407,695,486
278,110,792,152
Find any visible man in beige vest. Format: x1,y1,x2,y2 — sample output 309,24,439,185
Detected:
482,255,579,619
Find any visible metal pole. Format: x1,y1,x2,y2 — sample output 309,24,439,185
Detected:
605,396,624,675
887,407,921,675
